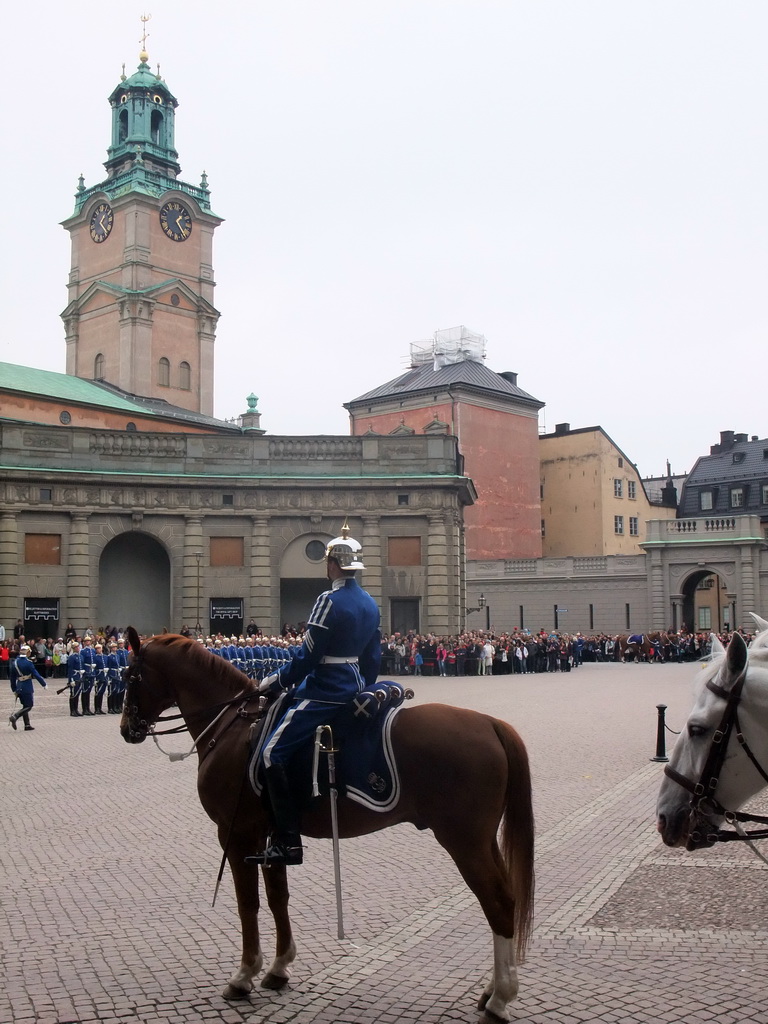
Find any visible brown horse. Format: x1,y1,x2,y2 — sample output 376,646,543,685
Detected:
119,629,535,1022
615,633,652,662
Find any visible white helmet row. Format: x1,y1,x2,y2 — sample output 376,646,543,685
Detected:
325,519,365,571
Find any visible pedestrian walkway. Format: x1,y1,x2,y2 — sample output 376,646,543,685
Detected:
1,661,766,1023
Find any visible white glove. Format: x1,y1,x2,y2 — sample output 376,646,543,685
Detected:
258,673,281,694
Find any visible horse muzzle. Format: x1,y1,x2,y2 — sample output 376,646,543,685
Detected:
120,718,148,744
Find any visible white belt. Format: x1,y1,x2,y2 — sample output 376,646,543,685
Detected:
320,656,359,664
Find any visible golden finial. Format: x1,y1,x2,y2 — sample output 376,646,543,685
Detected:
340,517,351,539
139,13,151,63
120,62,126,82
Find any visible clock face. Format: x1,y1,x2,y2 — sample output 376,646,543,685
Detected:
159,201,192,242
89,202,113,243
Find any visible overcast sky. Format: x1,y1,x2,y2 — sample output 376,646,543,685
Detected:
2,2,766,478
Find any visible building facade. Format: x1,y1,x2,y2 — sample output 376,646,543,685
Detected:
0,424,474,639
60,52,222,416
540,423,677,557
346,327,544,562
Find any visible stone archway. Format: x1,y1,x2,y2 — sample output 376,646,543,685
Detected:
98,533,171,634
681,569,731,634
278,534,331,631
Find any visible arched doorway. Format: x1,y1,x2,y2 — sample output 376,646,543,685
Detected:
681,569,731,634
279,535,330,631
99,533,171,634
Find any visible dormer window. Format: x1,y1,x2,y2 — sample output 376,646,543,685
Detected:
733,451,746,464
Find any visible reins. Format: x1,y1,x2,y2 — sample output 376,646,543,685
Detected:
664,667,768,861
125,652,263,763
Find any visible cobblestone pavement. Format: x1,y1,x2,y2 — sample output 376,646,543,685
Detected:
2,660,767,1023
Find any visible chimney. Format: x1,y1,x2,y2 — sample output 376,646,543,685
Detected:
554,423,570,436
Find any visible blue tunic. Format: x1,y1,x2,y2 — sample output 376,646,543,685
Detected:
10,655,47,708
262,576,381,767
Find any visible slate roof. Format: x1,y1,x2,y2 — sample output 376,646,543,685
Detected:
347,359,543,409
0,362,238,431
679,434,768,519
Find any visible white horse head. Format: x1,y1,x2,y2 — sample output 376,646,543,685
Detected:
656,627,768,850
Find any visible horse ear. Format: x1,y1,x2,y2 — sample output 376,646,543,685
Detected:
126,626,141,656
710,632,725,657
722,631,748,687
749,612,768,634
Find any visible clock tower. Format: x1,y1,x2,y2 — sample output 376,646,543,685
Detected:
61,42,223,416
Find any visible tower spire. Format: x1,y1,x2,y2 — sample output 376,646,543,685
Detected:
139,13,151,64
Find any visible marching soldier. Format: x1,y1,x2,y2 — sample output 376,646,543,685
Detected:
9,644,47,730
66,641,84,716
257,521,381,866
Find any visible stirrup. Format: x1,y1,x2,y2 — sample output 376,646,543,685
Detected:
245,836,304,867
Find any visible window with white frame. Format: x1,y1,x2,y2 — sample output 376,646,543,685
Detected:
700,490,713,511
730,487,744,508
627,480,636,500
614,515,624,535
698,607,712,629
762,484,768,505
629,517,639,536
614,479,623,498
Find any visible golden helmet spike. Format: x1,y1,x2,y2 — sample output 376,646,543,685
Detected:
325,518,365,571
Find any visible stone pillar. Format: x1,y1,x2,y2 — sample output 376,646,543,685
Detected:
184,517,205,632
649,549,666,630
738,546,757,630
361,515,382,612
447,509,463,634
250,517,273,634
427,512,450,635
0,513,19,629
670,595,683,634
68,514,91,633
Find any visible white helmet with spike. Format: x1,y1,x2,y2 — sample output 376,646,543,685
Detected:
325,518,365,571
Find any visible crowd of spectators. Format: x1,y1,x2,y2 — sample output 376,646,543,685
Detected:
377,628,753,677
0,620,755,682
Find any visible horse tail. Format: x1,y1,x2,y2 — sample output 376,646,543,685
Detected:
493,719,535,962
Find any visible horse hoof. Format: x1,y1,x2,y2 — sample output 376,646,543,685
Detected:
477,991,490,1010
261,972,289,991
221,983,252,1000
482,1009,510,1024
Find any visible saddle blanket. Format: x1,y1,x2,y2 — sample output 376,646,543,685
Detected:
248,686,406,813
627,634,645,646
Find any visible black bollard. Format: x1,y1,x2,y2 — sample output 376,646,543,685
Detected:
650,703,669,762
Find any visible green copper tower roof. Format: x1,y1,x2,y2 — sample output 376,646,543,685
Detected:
69,53,217,217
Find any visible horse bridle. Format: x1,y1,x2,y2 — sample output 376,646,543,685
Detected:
664,666,768,847
123,646,262,744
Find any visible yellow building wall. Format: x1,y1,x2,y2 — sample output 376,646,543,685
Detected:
540,428,676,557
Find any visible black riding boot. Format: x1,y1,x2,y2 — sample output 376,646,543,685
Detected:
69,694,81,717
247,764,303,866
22,710,33,730
81,691,94,716
94,692,105,714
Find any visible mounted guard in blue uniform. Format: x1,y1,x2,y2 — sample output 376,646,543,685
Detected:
256,520,381,866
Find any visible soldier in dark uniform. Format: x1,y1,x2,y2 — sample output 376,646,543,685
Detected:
106,642,121,713
67,641,84,716
93,643,109,714
113,638,129,713
9,644,47,730
256,521,381,866
80,637,96,715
